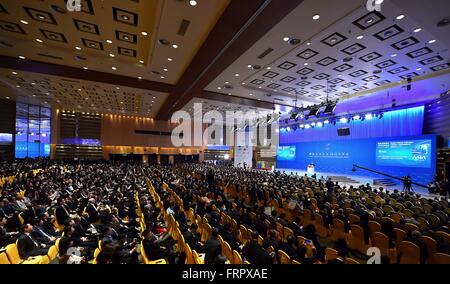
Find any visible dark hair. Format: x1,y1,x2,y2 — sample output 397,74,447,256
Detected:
212,227,220,238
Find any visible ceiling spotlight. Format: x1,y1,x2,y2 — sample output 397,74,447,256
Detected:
141,31,148,36
428,39,436,44
36,38,43,43
356,35,364,40
304,62,309,66
396,14,405,20
283,37,290,42
75,46,81,50
138,76,142,80
247,64,252,68
306,42,312,46
161,76,165,79
235,73,240,77
5,97,10,99
312,14,320,20
416,67,422,71
139,60,144,64
12,71,17,75
163,68,168,72
266,67,271,70
190,0,197,6
20,20,29,25
19,56,26,59
109,54,115,57
121,15,130,20
391,53,397,57
112,66,117,70
106,40,113,44
249,93,253,96
340,117,348,123
217,87,222,90
168,58,173,61
365,113,373,120
172,44,178,49
413,28,422,33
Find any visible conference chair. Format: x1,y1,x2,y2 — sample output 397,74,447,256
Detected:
435,231,450,244
325,248,338,263
232,250,243,264
394,228,407,251
331,218,347,241
275,222,284,240
313,213,329,238
283,227,294,242
0,252,11,264
47,245,59,262
292,260,301,264
223,241,233,263
302,209,314,227
419,235,436,264
140,241,167,264
348,225,367,254
368,220,381,243
184,243,194,264
5,244,43,264
344,258,360,264
399,241,421,264
373,232,396,264
192,250,204,264
277,250,291,264
433,253,450,264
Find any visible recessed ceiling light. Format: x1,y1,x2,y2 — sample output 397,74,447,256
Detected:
249,93,253,96
190,0,197,6
139,60,144,64
161,76,165,79
138,76,143,80
141,31,148,36
304,63,309,66
5,97,10,99
16,85,20,88
106,40,113,44
75,46,81,50
20,20,29,25
266,67,271,70
163,68,168,72
36,38,43,43
416,67,422,71
112,66,117,70
391,53,397,57
241,82,245,85
168,58,173,61
413,28,422,33
312,14,320,20
247,65,252,68
121,15,129,20
19,56,26,59
235,73,239,77
258,86,262,89
12,71,17,75
116,87,120,90
428,39,436,44
172,44,178,49
357,35,364,40
225,81,229,84
396,14,405,20
283,37,290,42
109,54,115,57
306,42,312,46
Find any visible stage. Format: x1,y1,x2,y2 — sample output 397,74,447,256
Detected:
276,168,438,198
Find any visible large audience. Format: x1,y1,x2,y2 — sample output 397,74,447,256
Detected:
1,160,449,264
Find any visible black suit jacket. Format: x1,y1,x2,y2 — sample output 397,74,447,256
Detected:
55,206,70,225
204,237,221,264
290,222,303,237
17,234,41,259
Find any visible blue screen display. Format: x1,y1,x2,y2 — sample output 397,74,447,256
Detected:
376,139,432,168
277,145,296,161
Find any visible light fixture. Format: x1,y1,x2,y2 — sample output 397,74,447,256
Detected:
235,73,240,77
357,35,364,40
5,97,9,99
112,66,117,70
138,76,142,80
190,0,197,6
365,113,373,120
324,120,330,124
304,63,309,66
312,14,320,20
163,68,168,72
283,37,290,42
161,76,165,79
106,40,113,44
247,64,252,68
306,42,312,46
391,53,397,57
141,31,148,36
414,28,422,33
168,58,173,61
225,81,229,84
20,20,29,25
139,60,144,64
36,38,43,43
217,87,222,90
172,44,178,49
416,67,422,71
266,67,271,70
340,117,348,123
428,39,436,44
12,71,17,75
249,93,253,96
109,54,115,57
19,56,26,59
75,46,81,50
353,115,361,120
396,14,405,20
305,124,311,129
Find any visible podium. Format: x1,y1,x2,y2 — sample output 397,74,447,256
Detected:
307,164,315,175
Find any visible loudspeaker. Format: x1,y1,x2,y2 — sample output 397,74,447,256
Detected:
337,127,350,136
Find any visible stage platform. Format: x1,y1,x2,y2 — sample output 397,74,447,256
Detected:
276,168,439,199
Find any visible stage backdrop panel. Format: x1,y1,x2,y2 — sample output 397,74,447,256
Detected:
280,106,424,143
276,134,436,185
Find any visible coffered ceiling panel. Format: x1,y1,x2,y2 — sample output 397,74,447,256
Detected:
0,0,230,85
0,68,168,117
205,0,450,109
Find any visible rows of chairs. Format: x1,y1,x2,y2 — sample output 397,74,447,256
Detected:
0,238,60,265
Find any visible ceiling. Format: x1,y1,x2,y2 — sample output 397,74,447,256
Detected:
205,0,450,108
0,0,448,120
0,0,230,84
0,68,168,117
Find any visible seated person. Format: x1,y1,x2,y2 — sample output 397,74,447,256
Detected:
17,224,50,259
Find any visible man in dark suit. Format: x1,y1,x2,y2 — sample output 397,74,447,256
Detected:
55,198,70,225
290,217,303,236
220,223,240,252
17,224,49,259
142,229,175,264
243,232,273,265
204,228,221,264
276,236,299,261
31,217,55,244
183,223,204,253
